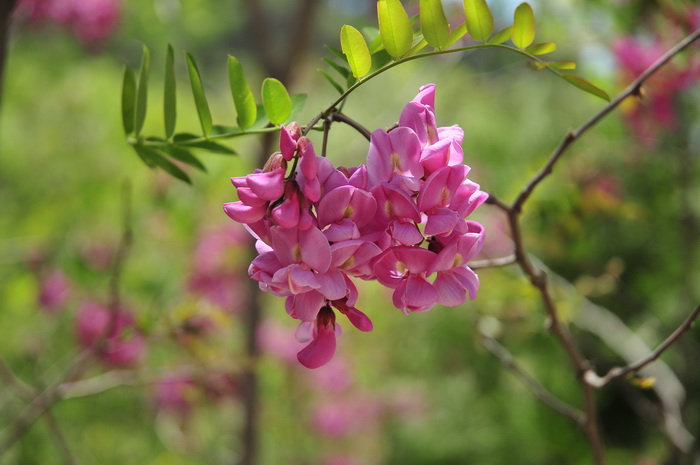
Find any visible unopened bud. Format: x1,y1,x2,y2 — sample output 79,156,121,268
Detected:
263,152,287,172
286,121,301,140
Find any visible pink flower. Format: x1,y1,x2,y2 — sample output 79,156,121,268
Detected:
153,374,195,414
38,270,70,312
75,301,146,367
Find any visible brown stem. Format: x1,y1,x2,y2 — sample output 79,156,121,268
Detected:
330,112,372,141
44,410,78,465
587,303,700,387
0,0,17,113
512,28,700,215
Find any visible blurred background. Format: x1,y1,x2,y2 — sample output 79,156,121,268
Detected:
0,0,699,463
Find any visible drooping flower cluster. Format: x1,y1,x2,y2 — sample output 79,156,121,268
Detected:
224,84,488,369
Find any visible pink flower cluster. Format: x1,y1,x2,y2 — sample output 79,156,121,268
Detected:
14,0,121,48
224,84,487,369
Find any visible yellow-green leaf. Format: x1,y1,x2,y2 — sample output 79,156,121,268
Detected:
164,44,177,139
420,0,450,49
261,78,292,125
464,0,493,42
184,52,213,137
227,56,257,129
562,74,610,101
526,41,555,55
443,22,467,48
512,2,535,49
340,25,372,78
377,0,413,59
550,61,576,70
121,67,136,136
135,45,150,136
486,26,512,45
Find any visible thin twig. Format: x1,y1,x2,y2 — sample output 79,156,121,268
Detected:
480,331,586,426
330,112,372,141
321,117,331,158
44,408,78,465
586,303,700,388
512,28,700,214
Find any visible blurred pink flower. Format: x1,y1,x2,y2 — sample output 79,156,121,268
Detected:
312,395,383,437
38,270,70,312
153,374,195,414
75,301,146,367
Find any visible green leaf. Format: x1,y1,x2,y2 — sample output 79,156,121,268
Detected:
319,70,344,94
464,0,493,42
340,25,372,79
162,146,207,172
285,94,308,125
227,56,257,129
249,104,271,130
550,61,576,70
377,0,414,59
486,26,512,45
164,44,177,139
132,144,156,168
512,2,535,49
526,41,556,55
184,51,213,136
364,27,385,54
370,49,393,72
134,144,192,183
135,45,150,136
405,35,428,57
420,0,450,49
323,57,351,80
173,133,237,154
444,22,467,48
121,67,136,136
325,45,349,63
261,78,292,125
562,74,610,101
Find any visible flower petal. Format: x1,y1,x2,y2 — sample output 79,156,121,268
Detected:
297,324,337,369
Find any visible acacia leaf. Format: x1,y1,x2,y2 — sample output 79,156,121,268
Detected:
227,56,257,129
162,146,206,172
377,0,413,59
121,66,136,136
420,0,450,49
444,22,468,48
184,52,213,136
319,70,344,94
526,41,556,55
340,25,372,78
164,44,177,139
464,0,494,42
261,78,292,125
512,2,535,49
562,74,610,101
135,45,150,136
486,25,512,45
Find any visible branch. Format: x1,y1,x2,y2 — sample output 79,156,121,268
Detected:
470,254,516,269
586,303,700,388
512,28,700,214
329,112,372,141
479,331,586,426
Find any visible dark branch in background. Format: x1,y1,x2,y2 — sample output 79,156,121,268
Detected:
586,303,700,388
329,111,372,141
483,28,700,465
44,403,78,465
238,2,322,464
479,330,585,426
0,0,17,112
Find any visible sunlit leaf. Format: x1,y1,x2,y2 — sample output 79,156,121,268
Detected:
284,94,308,125
184,52,213,136
261,78,292,125
227,56,257,129
420,0,450,49
121,67,136,136
464,0,493,42
512,2,535,49
162,146,206,172
341,25,372,78
405,35,428,57
486,26,512,45
164,44,177,139
550,61,576,70
135,45,150,136
377,0,413,59
444,22,467,48
363,27,385,54
562,74,610,101
173,133,237,154
526,42,556,55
